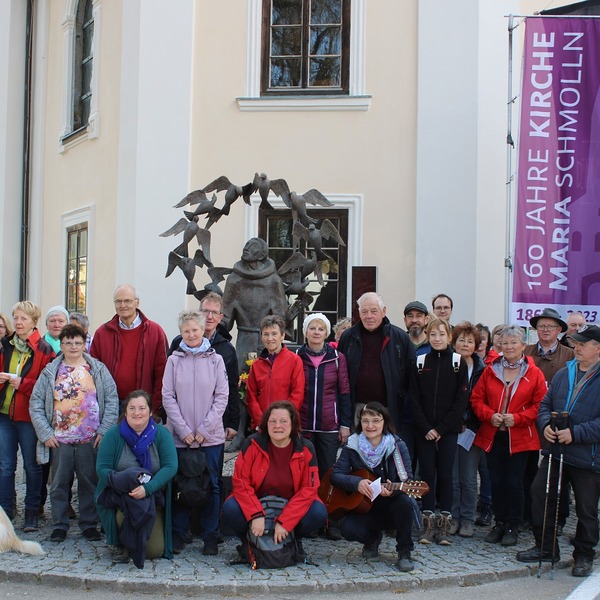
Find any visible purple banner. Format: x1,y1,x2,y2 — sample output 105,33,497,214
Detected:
511,17,600,326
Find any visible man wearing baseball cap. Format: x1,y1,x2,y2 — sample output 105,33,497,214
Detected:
517,324,600,577
403,301,430,355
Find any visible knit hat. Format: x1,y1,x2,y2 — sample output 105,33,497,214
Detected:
46,305,69,324
302,313,331,337
404,301,428,316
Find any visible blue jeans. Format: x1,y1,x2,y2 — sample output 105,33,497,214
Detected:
172,444,222,540
221,497,326,540
0,414,42,515
452,444,481,521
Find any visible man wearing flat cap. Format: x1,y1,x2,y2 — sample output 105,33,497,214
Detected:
517,324,600,577
525,308,574,385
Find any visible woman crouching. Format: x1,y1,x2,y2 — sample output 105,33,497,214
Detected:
330,402,418,572
96,390,177,567
222,401,326,558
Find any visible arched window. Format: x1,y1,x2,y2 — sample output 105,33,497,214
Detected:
73,0,94,131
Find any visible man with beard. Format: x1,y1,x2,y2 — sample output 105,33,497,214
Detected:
403,301,430,355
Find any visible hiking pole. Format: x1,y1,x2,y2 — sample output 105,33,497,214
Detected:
549,411,569,580
538,411,558,578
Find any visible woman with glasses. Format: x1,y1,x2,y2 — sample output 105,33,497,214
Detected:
222,401,326,559
0,301,55,531
330,402,417,572
29,324,119,542
471,325,546,547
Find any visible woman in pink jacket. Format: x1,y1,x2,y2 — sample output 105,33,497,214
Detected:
162,310,229,556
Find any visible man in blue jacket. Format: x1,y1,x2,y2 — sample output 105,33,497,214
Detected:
516,324,600,577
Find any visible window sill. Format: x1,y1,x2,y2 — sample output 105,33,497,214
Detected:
236,95,372,112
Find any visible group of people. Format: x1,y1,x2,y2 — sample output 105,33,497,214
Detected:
0,289,599,578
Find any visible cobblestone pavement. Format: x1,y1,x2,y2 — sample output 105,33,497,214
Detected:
1,454,578,596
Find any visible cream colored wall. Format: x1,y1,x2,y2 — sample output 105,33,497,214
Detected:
187,1,419,325
34,1,123,327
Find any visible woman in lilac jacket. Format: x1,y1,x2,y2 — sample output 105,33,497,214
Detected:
162,310,228,556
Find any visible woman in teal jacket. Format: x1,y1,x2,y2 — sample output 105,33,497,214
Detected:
96,390,177,565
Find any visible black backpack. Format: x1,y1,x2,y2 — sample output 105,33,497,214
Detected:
172,448,212,508
239,496,301,569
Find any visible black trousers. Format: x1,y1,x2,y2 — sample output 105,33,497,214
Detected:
531,455,600,559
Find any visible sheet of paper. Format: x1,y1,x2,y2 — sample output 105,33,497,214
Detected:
457,428,476,451
369,477,382,501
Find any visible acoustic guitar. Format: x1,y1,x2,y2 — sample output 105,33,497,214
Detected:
318,468,429,520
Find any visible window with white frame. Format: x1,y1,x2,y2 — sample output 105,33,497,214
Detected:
66,222,88,313
73,0,94,131
261,0,350,95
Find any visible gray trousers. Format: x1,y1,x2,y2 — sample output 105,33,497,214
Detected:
50,441,99,532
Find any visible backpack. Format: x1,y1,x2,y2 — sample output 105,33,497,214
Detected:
416,352,461,373
239,496,300,569
172,448,212,508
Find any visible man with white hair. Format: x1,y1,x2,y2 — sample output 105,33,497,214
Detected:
90,285,168,421
337,292,415,432
560,311,586,349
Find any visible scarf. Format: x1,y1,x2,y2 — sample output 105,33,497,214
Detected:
119,418,157,471
180,338,211,355
357,432,396,469
12,335,30,355
501,355,525,370
304,343,327,357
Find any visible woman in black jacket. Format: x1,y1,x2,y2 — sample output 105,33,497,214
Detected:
410,318,469,545
330,403,418,572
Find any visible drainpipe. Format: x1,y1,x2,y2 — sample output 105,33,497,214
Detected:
20,0,34,299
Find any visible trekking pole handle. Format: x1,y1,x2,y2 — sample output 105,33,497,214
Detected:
550,411,558,431
561,411,570,430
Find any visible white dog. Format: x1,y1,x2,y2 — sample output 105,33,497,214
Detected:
0,506,44,556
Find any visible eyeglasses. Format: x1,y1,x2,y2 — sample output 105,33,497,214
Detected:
61,341,84,348
361,418,384,426
536,325,559,331
114,299,136,306
200,309,222,317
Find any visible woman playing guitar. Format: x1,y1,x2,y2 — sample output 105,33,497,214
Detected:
330,402,419,572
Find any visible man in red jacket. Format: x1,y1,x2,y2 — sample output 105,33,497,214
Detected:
90,285,168,421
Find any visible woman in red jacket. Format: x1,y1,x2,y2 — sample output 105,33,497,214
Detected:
0,301,55,530
222,401,326,555
471,325,547,547
246,315,305,430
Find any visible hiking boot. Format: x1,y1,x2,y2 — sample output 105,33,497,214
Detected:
419,510,435,544
326,522,342,541
361,531,383,559
172,533,186,554
475,504,493,527
516,546,559,563
435,511,452,546
111,545,129,564
572,557,593,577
82,528,101,541
501,527,518,546
50,528,67,542
459,519,474,538
23,509,39,533
449,519,460,535
202,534,219,556
397,549,414,572
485,522,505,543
